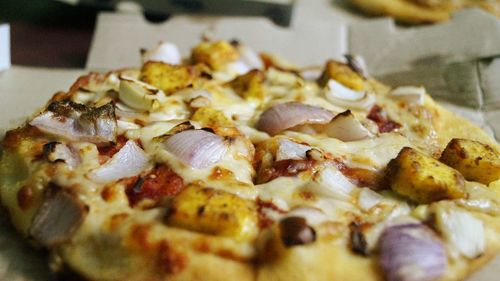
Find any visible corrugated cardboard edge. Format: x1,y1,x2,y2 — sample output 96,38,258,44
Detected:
86,12,347,70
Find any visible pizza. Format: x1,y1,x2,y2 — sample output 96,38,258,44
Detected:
348,0,500,24
1,39,500,281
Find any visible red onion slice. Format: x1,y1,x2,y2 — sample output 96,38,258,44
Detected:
88,140,150,183
163,129,228,169
29,190,88,247
256,102,334,135
323,110,373,142
379,223,447,281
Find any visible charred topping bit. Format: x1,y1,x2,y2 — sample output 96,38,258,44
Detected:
344,54,368,78
125,165,184,208
257,159,316,184
43,142,80,167
349,222,368,256
29,186,88,247
30,100,117,143
385,147,466,204
279,216,316,247
439,138,500,185
367,105,402,133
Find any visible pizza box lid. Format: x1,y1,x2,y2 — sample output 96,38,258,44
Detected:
0,1,500,280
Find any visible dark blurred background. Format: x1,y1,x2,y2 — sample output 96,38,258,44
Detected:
0,0,99,67
0,0,296,68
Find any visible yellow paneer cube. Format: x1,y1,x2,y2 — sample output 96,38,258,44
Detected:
140,62,197,94
440,138,500,185
167,185,257,240
191,107,233,128
386,147,466,203
191,41,239,70
227,70,265,103
318,60,365,91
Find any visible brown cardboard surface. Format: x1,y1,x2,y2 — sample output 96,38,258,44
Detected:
0,66,85,137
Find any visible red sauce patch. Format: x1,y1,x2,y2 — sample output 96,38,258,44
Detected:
98,135,128,162
17,185,34,211
157,241,188,274
334,160,382,189
125,165,184,208
258,159,315,184
256,198,286,229
367,105,401,133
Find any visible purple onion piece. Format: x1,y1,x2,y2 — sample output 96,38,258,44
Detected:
379,223,447,281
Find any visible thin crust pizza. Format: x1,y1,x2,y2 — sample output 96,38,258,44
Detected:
1,40,500,281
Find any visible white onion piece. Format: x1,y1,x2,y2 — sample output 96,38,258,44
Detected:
276,139,311,161
307,167,355,201
325,80,375,110
88,140,150,183
358,188,383,211
323,110,373,141
256,102,334,135
117,120,141,130
238,45,264,70
163,130,228,169
44,142,80,168
299,68,323,81
227,60,252,76
435,207,485,259
30,191,87,247
390,86,425,105
178,88,212,101
326,79,365,101
284,206,328,226
379,224,447,281
142,42,181,65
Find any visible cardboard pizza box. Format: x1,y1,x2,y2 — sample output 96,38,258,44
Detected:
0,1,499,280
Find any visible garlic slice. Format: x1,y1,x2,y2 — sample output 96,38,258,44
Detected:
118,76,164,111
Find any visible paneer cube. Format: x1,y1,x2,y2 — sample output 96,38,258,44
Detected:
167,185,257,240
140,62,197,94
227,70,265,103
440,138,500,185
191,41,239,70
318,60,365,91
386,147,466,203
191,107,233,128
